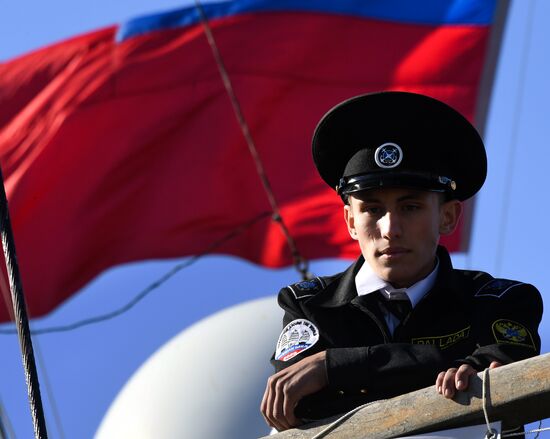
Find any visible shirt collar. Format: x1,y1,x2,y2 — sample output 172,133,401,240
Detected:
355,257,439,308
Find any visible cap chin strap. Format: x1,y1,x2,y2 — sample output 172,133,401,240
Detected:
337,172,456,203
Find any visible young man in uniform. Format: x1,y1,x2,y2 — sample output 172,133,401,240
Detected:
260,92,543,432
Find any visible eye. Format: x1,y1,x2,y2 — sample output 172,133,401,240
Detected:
362,205,383,215
402,203,421,212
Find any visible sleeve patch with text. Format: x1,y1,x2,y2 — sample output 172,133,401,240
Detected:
275,319,319,362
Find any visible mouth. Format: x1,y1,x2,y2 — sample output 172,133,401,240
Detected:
377,247,410,258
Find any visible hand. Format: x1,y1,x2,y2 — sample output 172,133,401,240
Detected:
261,351,328,431
435,361,502,399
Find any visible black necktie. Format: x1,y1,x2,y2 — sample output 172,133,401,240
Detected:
384,296,412,321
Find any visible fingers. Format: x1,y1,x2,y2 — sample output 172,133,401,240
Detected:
272,378,293,431
435,370,446,394
435,364,476,399
282,383,300,427
260,377,274,429
261,373,292,431
260,370,303,431
260,352,328,431
454,364,476,391
440,368,458,398
436,361,505,400
261,375,280,431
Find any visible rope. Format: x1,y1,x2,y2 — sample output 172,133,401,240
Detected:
482,368,498,439
193,0,310,281
0,167,48,438
0,212,270,335
309,400,386,439
482,367,549,438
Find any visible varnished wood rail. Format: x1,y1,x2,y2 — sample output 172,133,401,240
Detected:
263,353,550,439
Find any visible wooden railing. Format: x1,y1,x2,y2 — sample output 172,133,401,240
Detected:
263,353,550,439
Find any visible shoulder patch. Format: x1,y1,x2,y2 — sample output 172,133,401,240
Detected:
475,279,524,298
492,319,535,349
275,319,320,362
287,277,326,300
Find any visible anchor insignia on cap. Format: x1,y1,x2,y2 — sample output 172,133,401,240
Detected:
375,143,403,169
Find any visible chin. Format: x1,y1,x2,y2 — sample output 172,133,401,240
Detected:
380,269,413,288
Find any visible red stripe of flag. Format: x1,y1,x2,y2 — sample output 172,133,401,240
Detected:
0,10,492,320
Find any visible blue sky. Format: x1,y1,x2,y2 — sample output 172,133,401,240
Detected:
0,0,548,437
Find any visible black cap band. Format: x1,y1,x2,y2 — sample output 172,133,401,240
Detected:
337,172,457,202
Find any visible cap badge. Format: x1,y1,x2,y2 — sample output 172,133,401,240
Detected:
374,143,403,169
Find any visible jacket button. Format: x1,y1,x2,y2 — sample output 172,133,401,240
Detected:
337,390,345,396
360,389,368,394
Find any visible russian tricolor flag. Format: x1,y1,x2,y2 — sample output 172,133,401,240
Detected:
0,0,501,321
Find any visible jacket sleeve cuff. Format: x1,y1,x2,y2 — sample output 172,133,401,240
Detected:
326,347,370,390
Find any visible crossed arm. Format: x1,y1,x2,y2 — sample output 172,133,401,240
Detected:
261,351,327,431
260,351,500,431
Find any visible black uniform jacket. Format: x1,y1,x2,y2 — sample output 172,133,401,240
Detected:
270,246,543,420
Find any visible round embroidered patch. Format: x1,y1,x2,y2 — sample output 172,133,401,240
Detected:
275,319,319,362
492,319,535,349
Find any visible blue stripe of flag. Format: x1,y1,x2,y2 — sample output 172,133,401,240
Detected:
117,0,497,42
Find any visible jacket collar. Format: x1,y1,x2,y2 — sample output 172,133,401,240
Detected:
306,245,455,309
306,255,364,308
433,245,454,289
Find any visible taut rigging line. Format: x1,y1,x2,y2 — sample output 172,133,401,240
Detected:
194,0,310,281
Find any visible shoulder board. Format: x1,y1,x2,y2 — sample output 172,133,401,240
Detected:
287,277,327,300
475,278,524,298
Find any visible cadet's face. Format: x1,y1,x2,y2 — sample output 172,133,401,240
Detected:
344,188,461,288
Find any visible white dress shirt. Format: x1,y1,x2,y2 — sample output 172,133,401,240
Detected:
355,258,439,335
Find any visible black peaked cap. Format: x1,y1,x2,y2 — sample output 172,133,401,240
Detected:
312,91,487,201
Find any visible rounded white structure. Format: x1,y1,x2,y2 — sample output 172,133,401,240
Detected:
95,296,281,439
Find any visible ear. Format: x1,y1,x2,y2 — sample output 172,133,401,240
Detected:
343,201,358,240
439,199,463,235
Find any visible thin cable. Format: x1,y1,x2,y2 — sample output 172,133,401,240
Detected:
193,0,309,280
0,212,270,335
33,341,66,439
494,0,536,276
0,411,6,439
534,420,543,439
502,423,550,438
0,166,48,438
0,395,17,439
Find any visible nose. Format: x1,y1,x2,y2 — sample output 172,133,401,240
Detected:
378,211,402,239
